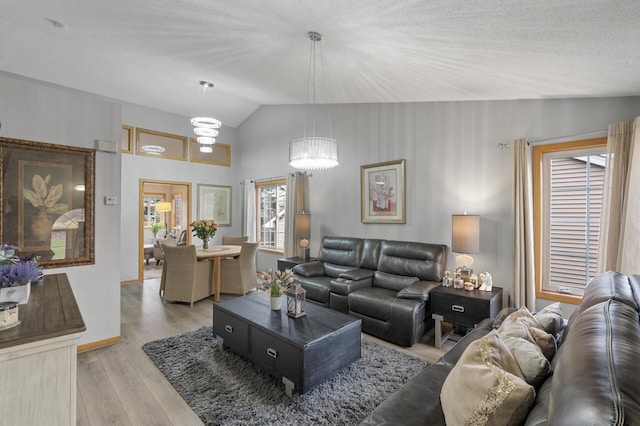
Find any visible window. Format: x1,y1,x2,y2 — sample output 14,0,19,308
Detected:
256,179,287,252
533,138,607,303
143,194,165,227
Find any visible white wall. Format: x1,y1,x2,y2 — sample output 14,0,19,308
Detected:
119,103,240,282
0,73,121,345
236,97,640,311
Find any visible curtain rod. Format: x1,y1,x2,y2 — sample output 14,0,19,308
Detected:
498,130,607,150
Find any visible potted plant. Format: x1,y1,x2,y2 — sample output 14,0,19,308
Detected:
150,222,163,241
190,219,218,249
0,244,41,304
258,268,294,310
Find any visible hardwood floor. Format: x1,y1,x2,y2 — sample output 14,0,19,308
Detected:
76,278,454,425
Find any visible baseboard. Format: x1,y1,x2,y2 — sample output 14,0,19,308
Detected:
77,336,122,352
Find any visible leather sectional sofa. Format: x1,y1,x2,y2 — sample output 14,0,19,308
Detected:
361,270,640,425
292,236,447,347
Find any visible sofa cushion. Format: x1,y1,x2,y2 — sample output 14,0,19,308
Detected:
501,336,549,388
360,239,382,270
376,241,447,282
498,308,557,361
291,275,332,305
324,262,358,278
397,280,440,301
317,236,363,267
348,287,399,321
548,299,640,425
441,330,535,426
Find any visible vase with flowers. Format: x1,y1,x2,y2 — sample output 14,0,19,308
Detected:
191,219,218,250
258,268,295,310
0,244,42,304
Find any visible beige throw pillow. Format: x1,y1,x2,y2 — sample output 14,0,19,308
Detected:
497,307,557,361
441,330,535,426
534,302,563,335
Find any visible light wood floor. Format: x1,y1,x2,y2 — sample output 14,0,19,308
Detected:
76,277,454,425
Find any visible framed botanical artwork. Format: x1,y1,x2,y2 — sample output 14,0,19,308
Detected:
197,184,231,226
361,159,406,224
0,137,95,267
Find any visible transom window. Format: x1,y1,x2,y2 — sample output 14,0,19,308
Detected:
256,179,286,252
534,138,607,303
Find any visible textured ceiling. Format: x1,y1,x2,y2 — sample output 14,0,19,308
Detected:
2,0,640,128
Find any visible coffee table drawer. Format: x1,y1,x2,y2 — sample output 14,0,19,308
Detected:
214,310,250,353
251,328,300,382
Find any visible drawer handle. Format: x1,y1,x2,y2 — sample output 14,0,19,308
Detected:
224,324,234,333
452,304,465,313
267,347,278,359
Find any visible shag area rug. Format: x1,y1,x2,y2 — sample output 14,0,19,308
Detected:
142,326,428,425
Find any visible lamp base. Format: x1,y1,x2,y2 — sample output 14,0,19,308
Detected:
299,247,310,260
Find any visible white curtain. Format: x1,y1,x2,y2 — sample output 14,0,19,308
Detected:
599,118,640,274
284,173,297,257
242,179,256,242
283,172,307,257
513,138,536,310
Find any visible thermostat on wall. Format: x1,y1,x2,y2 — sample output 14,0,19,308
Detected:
104,196,117,205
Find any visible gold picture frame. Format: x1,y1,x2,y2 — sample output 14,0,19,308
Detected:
0,137,95,268
361,159,406,224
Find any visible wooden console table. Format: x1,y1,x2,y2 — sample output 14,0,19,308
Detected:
0,273,86,425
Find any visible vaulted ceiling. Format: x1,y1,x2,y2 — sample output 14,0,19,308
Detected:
2,0,640,128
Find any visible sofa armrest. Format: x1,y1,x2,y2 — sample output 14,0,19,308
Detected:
397,280,441,301
293,261,325,277
330,277,373,296
339,268,375,281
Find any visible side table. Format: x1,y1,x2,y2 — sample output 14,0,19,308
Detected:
431,285,503,348
277,256,318,271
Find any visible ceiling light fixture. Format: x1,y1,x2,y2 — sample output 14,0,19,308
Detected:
191,81,221,145
141,145,165,154
289,32,339,171
199,146,213,153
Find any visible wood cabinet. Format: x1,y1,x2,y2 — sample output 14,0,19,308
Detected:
0,274,85,425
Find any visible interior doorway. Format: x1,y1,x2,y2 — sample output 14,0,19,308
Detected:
139,179,192,282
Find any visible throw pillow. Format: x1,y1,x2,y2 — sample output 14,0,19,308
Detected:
534,302,564,335
498,309,557,361
497,306,543,332
441,330,535,426
501,336,550,388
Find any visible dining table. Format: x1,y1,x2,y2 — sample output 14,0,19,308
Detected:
195,244,242,301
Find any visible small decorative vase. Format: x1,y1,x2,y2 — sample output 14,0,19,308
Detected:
0,282,31,305
270,295,282,310
202,237,209,250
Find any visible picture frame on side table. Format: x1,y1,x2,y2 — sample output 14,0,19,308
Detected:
360,159,406,224
197,184,231,226
0,137,95,268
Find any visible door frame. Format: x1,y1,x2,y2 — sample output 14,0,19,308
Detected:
138,179,192,283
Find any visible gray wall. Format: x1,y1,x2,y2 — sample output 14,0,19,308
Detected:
0,72,121,345
120,103,240,282
237,97,640,310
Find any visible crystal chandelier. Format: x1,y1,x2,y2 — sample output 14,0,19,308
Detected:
191,80,221,152
289,32,339,171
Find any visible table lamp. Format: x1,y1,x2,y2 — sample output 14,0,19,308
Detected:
296,212,311,260
452,214,479,279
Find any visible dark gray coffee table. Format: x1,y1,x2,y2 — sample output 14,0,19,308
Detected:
213,292,362,397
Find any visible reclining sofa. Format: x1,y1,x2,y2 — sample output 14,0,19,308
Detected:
293,236,447,347
361,270,640,425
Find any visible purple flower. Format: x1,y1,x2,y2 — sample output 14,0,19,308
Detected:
0,261,41,288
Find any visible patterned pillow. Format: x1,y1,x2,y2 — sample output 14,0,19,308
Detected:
441,330,535,426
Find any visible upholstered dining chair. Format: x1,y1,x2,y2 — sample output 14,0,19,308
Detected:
159,244,213,307
219,242,259,295
221,235,249,245
176,230,188,246
153,237,176,265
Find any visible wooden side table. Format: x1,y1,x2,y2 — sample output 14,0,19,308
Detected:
277,256,318,271
431,285,503,348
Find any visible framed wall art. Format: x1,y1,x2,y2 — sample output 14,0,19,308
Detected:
0,137,95,267
361,159,406,224
197,184,231,226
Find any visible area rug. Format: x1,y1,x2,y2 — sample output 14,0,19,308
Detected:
142,326,428,425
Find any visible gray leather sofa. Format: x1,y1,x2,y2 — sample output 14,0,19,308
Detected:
361,270,640,425
293,236,447,347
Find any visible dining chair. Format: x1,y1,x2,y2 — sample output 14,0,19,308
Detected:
221,235,249,245
159,244,213,306
219,242,259,295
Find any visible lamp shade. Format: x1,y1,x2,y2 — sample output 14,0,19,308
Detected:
156,201,172,212
296,213,311,239
452,214,479,254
